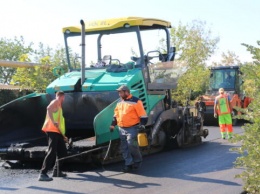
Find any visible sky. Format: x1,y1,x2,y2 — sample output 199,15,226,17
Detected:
0,0,259,64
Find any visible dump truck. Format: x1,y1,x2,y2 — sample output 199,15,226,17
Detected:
0,17,208,165
202,66,252,126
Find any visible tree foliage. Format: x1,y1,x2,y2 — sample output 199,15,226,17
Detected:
169,21,219,103
231,40,260,193
171,20,219,65
10,43,68,92
0,37,34,84
11,54,53,92
0,37,68,92
212,50,241,66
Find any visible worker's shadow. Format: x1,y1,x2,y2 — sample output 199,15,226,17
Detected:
71,171,160,189
66,140,241,189
135,141,242,187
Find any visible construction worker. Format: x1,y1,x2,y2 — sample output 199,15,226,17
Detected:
214,88,233,139
110,85,148,172
38,91,68,181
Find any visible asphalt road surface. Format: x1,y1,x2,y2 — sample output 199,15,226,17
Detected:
0,125,245,194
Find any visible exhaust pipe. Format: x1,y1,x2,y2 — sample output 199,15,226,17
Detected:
80,19,86,85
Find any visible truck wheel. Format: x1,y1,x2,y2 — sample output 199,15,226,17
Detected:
164,129,179,150
158,130,166,148
163,121,179,150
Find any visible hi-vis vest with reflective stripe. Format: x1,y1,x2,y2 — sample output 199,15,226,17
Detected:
42,107,65,135
114,94,147,127
215,94,231,115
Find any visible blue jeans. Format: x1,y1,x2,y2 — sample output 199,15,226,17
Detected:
118,125,142,166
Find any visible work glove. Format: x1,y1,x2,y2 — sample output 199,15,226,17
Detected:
214,113,218,118
109,125,115,132
63,136,69,143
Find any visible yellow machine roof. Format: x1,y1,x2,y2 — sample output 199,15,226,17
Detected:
62,17,172,33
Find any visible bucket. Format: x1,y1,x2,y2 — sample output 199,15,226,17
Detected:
138,133,148,147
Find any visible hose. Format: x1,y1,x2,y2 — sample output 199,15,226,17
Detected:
101,131,113,171
55,132,113,173
103,131,112,161
55,145,108,175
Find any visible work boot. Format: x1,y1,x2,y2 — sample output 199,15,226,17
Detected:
133,162,142,169
38,173,53,181
52,170,67,177
121,165,133,173
228,132,233,140
221,132,226,139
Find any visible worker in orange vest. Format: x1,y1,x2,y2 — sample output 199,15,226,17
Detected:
110,85,148,173
38,91,68,181
214,88,233,139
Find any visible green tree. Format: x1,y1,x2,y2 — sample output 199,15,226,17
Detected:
212,50,241,66
169,20,219,103
231,40,260,193
0,37,34,84
11,43,68,92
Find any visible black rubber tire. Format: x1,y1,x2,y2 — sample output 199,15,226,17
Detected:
164,130,179,150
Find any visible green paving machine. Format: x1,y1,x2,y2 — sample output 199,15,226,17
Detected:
0,17,208,164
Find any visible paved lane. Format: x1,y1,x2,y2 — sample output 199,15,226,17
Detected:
0,126,245,194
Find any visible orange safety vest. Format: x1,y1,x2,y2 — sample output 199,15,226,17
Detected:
215,94,231,115
42,107,65,135
114,94,147,127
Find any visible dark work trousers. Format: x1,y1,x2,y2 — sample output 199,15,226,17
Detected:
40,132,67,174
118,125,142,166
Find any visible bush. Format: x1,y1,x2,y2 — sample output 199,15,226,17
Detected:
231,41,260,193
